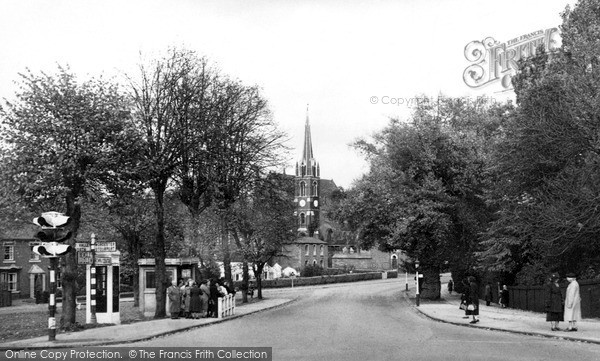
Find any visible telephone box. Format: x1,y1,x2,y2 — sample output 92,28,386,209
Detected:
86,251,120,324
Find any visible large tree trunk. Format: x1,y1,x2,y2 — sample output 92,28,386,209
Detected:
61,196,81,330
219,214,232,285
242,261,249,303
420,267,441,300
254,263,264,299
132,234,141,307
230,230,249,303
153,183,167,318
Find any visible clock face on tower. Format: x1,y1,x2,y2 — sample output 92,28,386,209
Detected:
299,200,306,207
313,200,319,207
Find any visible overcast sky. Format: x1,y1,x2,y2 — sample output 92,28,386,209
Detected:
0,0,575,188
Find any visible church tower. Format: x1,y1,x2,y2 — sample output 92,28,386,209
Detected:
295,107,320,237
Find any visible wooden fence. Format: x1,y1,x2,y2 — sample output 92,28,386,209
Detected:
507,279,600,318
217,293,236,319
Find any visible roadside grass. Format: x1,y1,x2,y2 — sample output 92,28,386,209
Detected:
0,300,148,343
0,293,256,343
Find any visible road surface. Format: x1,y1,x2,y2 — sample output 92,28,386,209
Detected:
118,279,600,360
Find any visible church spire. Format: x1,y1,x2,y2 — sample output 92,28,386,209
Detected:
302,104,315,176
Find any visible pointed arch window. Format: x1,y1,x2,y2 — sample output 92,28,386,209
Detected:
300,213,306,225
300,181,306,197
305,245,309,256
320,245,324,256
312,181,318,196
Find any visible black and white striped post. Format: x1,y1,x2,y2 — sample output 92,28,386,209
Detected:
48,256,58,340
89,233,97,324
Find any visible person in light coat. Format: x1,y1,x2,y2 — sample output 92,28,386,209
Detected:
564,273,581,331
167,280,182,319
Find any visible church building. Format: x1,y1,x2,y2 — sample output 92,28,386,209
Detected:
276,107,403,276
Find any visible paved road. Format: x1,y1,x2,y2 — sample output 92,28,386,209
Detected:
119,279,600,360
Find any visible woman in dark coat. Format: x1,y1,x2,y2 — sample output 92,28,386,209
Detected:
189,281,202,319
545,273,564,331
209,279,220,318
466,276,480,324
460,279,470,319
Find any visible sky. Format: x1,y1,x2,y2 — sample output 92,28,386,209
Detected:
0,0,576,188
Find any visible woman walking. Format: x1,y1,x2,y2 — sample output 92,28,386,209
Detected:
564,273,581,332
545,273,564,331
466,276,480,324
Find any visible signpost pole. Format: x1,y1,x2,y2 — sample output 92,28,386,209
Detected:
90,234,97,324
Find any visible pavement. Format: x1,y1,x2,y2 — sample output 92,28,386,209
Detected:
0,297,295,350
2,279,600,350
412,285,600,345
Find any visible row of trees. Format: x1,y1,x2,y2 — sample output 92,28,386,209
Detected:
0,48,294,328
333,0,600,296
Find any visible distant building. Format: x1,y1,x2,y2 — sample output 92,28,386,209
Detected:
1,238,51,299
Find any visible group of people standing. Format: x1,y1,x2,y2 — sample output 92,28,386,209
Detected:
545,273,581,332
453,272,582,331
167,278,236,319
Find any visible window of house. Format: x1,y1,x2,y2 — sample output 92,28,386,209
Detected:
3,244,14,261
305,245,309,256
1,273,17,291
313,260,317,266
320,245,324,255
313,245,316,255
320,259,324,267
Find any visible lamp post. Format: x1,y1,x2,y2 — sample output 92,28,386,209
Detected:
415,259,420,307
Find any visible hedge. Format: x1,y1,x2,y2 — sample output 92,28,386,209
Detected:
256,270,398,288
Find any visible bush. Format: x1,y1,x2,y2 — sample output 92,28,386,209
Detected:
301,265,324,277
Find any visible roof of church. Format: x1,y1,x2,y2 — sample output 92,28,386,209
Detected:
302,107,314,165
320,179,338,197
294,236,327,244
